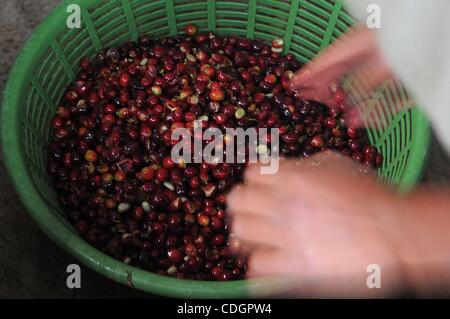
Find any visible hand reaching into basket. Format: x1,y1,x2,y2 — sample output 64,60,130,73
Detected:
289,25,394,128
226,0,450,299
228,152,450,297
228,152,407,297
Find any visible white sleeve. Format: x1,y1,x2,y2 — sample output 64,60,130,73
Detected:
345,0,450,152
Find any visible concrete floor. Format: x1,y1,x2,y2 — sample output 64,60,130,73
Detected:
0,0,449,298
0,0,150,298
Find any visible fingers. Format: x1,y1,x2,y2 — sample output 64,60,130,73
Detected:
242,153,353,190
228,234,259,256
293,87,335,106
289,69,313,88
246,248,290,277
342,104,365,128
232,214,286,249
343,96,408,130
244,160,298,186
288,25,386,110
289,34,366,94
289,70,337,106
227,184,278,217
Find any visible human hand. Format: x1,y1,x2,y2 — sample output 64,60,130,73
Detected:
228,152,408,297
289,25,393,127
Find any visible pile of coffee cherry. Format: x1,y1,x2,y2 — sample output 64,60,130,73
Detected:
47,24,382,281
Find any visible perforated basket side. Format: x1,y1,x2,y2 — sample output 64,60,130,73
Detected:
0,0,430,298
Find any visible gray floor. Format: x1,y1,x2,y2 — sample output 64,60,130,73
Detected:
0,0,449,298
0,0,151,298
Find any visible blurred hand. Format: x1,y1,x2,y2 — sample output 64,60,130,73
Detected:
228,152,407,297
289,25,394,127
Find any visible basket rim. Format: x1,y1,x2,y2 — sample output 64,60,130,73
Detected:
0,0,431,298
0,0,288,298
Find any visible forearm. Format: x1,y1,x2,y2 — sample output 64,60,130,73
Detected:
346,0,450,152
305,26,385,83
390,188,450,295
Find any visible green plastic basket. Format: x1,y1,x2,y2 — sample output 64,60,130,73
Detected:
0,0,430,298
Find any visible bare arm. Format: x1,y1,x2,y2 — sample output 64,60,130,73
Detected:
228,153,450,297
390,188,450,295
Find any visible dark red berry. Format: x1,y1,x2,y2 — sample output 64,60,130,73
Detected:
48,26,380,283
167,248,183,264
